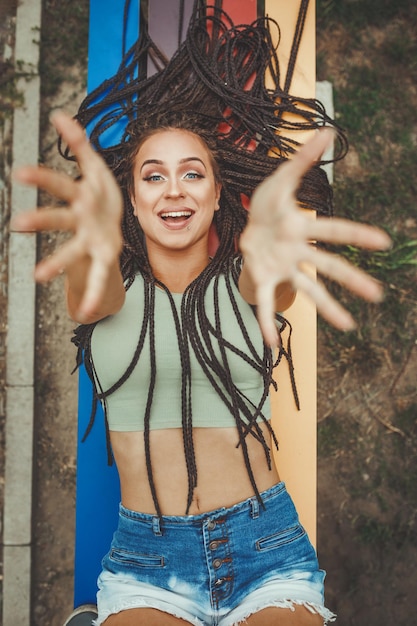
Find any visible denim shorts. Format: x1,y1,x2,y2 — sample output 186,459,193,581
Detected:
94,482,336,626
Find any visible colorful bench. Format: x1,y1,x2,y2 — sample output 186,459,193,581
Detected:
73,0,318,610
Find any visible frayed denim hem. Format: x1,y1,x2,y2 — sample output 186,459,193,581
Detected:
225,599,336,625
92,597,205,626
93,598,336,626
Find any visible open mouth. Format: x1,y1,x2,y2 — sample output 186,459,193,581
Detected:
159,210,194,227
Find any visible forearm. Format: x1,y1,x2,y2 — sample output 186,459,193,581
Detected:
65,256,125,323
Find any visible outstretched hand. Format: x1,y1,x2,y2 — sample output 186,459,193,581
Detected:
240,129,392,346
12,112,124,322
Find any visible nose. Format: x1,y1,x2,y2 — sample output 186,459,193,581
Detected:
164,177,185,199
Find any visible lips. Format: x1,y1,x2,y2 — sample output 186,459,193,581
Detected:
158,208,194,229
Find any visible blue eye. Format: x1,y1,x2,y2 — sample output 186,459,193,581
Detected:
143,174,164,182
184,172,204,180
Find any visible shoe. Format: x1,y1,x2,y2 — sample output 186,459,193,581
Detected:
63,604,98,626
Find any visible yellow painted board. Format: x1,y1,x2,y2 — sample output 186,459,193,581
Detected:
266,0,318,546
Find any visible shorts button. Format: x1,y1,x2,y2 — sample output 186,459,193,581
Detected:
213,558,222,569
207,520,216,530
209,541,219,550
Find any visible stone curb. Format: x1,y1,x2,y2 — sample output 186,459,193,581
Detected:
3,0,42,625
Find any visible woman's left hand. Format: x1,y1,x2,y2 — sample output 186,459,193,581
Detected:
239,129,392,347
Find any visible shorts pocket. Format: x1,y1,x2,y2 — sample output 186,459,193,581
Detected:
256,524,306,552
109,547,165,568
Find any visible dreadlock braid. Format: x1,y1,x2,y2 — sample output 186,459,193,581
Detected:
69,1,345,516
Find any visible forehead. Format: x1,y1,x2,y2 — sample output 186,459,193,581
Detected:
136,129,212,164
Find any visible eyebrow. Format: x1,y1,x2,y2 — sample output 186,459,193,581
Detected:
140,157,207,172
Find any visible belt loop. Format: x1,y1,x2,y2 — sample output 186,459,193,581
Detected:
152,516,162,536
250,497,260,519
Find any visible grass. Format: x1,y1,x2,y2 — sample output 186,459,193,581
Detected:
318,0,417,229
319,399,417,550
355,515,394,546
318,416,345,457
336,239,417,276
0,58,40,128
316,0,417,366
0,60,24,123
317,0,417,28
316,2,417,576
39,0,89,99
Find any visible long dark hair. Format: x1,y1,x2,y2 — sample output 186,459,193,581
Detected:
68,1,346,516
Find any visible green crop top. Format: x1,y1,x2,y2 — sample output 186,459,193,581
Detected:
90,271,272,431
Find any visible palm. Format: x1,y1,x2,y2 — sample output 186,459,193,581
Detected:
240,130,391,342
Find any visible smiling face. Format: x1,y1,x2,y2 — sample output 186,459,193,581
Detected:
130,129,221,257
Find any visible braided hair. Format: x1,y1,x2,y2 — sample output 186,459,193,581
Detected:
68,1,346,516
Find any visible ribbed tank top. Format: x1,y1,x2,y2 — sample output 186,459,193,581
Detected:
90,272,271,431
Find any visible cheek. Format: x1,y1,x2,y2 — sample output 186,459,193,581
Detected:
131,184,153,216
129,185,138,215
132,200,156,231
133,205,146,225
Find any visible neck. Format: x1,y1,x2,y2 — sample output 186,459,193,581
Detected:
147,243,211,293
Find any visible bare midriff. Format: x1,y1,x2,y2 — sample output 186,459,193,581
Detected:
110,421,280,516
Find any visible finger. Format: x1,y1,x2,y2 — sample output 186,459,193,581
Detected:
254,283,280,347
34,238,84,282
51,111,103,174
12,208,76,233
275,128,335,194
308,217,391,250
293,272,356,331
13,166,77,202
305,247,385,302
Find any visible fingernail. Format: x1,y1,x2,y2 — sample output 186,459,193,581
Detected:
77,312,88,324
11,213,29,227
369,280,384,302
50,109,64,122
34,266,48,282
341,314,357,332
10,216,21,230
372,290,384,303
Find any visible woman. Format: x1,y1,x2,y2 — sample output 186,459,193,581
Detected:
14,7,390,626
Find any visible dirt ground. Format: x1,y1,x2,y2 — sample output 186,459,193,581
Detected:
2,2,417,625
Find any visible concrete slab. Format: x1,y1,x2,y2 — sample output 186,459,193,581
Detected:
3,385,34,545
3,545,31,626
9,75,41,180
3,0,42,625
6,233,36,385
316,80,335,183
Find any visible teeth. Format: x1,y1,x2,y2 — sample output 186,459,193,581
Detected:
161,211,192,218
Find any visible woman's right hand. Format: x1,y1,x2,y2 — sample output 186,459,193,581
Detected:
12,111,125,322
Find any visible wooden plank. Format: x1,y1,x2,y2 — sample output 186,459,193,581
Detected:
222,0,257,22
266,0,318,545
148,0,194,75
74,0,140,608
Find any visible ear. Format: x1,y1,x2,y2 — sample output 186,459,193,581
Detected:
214,183,222,211
130,192,137,216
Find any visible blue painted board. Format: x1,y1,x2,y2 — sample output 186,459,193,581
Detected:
75,0,264,608
74,0,140,608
